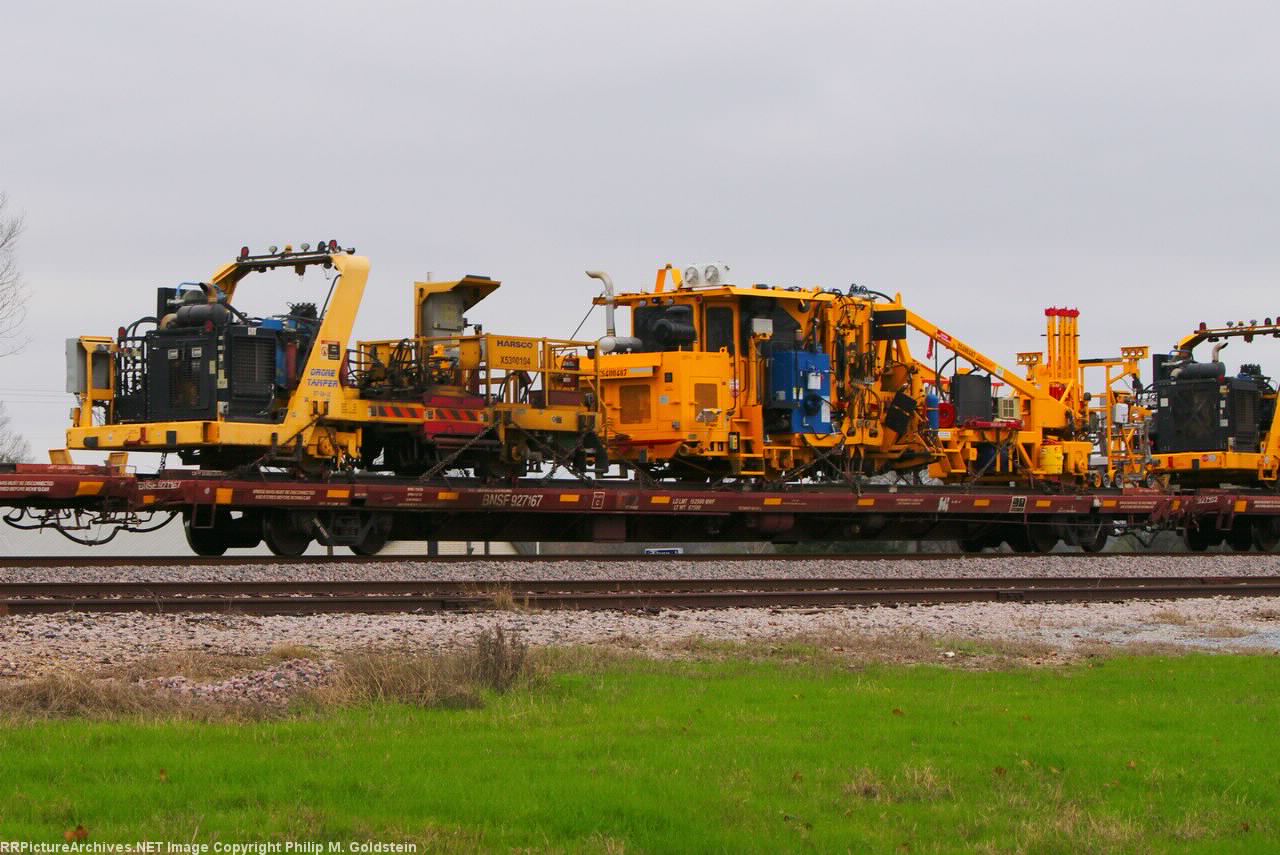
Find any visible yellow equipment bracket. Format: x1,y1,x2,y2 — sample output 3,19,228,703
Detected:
902,308,1068,415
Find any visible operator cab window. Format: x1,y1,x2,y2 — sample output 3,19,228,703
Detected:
705,306,735,355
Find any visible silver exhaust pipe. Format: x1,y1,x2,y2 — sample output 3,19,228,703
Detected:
586,270,641,353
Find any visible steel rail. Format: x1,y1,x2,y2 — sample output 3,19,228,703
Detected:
0,575,1274,598
0,552,1262,570
0,576,1277,615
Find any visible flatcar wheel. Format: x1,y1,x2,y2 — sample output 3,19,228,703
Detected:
1183,524,1213,553
184,520,227,557
1252,518,1280,552
350,515,392,556
263,511,311,557
1003,526,1034,553
1026,524,1059,554
1227,521,1254,552
1079,522,1109,553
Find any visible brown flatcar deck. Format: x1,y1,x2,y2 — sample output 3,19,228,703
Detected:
2,463,1276,552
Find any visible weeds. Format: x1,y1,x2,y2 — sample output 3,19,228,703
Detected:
0,672,161,718
1151,609,1192,625
460,583,534,612
470,626,528,691
1202,624,1254,639
0,629,533,721
310,627,530,709
113,651,266,683
844,764,954,804
0,672,250,721
670,631,1055,670
268,643,319,661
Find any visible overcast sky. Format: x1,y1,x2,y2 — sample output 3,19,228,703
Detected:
4,0,1280,462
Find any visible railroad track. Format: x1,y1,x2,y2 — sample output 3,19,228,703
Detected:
1,576,1277,615
0,552,1261,569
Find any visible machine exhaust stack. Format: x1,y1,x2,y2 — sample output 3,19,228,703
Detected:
586,270,641,353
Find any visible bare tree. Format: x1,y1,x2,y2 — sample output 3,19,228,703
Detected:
0,195,31,462
0,194,26,357
0,403,30,463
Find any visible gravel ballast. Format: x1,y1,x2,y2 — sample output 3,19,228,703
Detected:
2,553,1278,583
2,595,1278,681
2,555,1278,702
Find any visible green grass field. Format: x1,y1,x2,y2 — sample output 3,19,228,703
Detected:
2,653,1278,853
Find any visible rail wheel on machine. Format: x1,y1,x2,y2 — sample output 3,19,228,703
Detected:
184,518,227,557
263,510,312,557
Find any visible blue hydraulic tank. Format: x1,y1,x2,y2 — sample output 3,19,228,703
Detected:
768,351,833,434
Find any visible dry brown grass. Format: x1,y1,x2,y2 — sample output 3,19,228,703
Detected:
0,671,256,721
488,586,519,611
1013,802,1140,852
459,583,536,612
110,651,266,683
844,764,954,804
668,630,1057,670
1201,624,1254,639
0,629,535,721
961,766,1145,853
1151,608,1193,625
311,627,531,710
1075,640,1190,658
268,643,320,661
0,671,163,718
349,821,486,853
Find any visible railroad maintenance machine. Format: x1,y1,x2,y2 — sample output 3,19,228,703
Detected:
4,244,1280,555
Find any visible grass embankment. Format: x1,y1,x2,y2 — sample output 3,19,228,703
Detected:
1,649,1278,852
